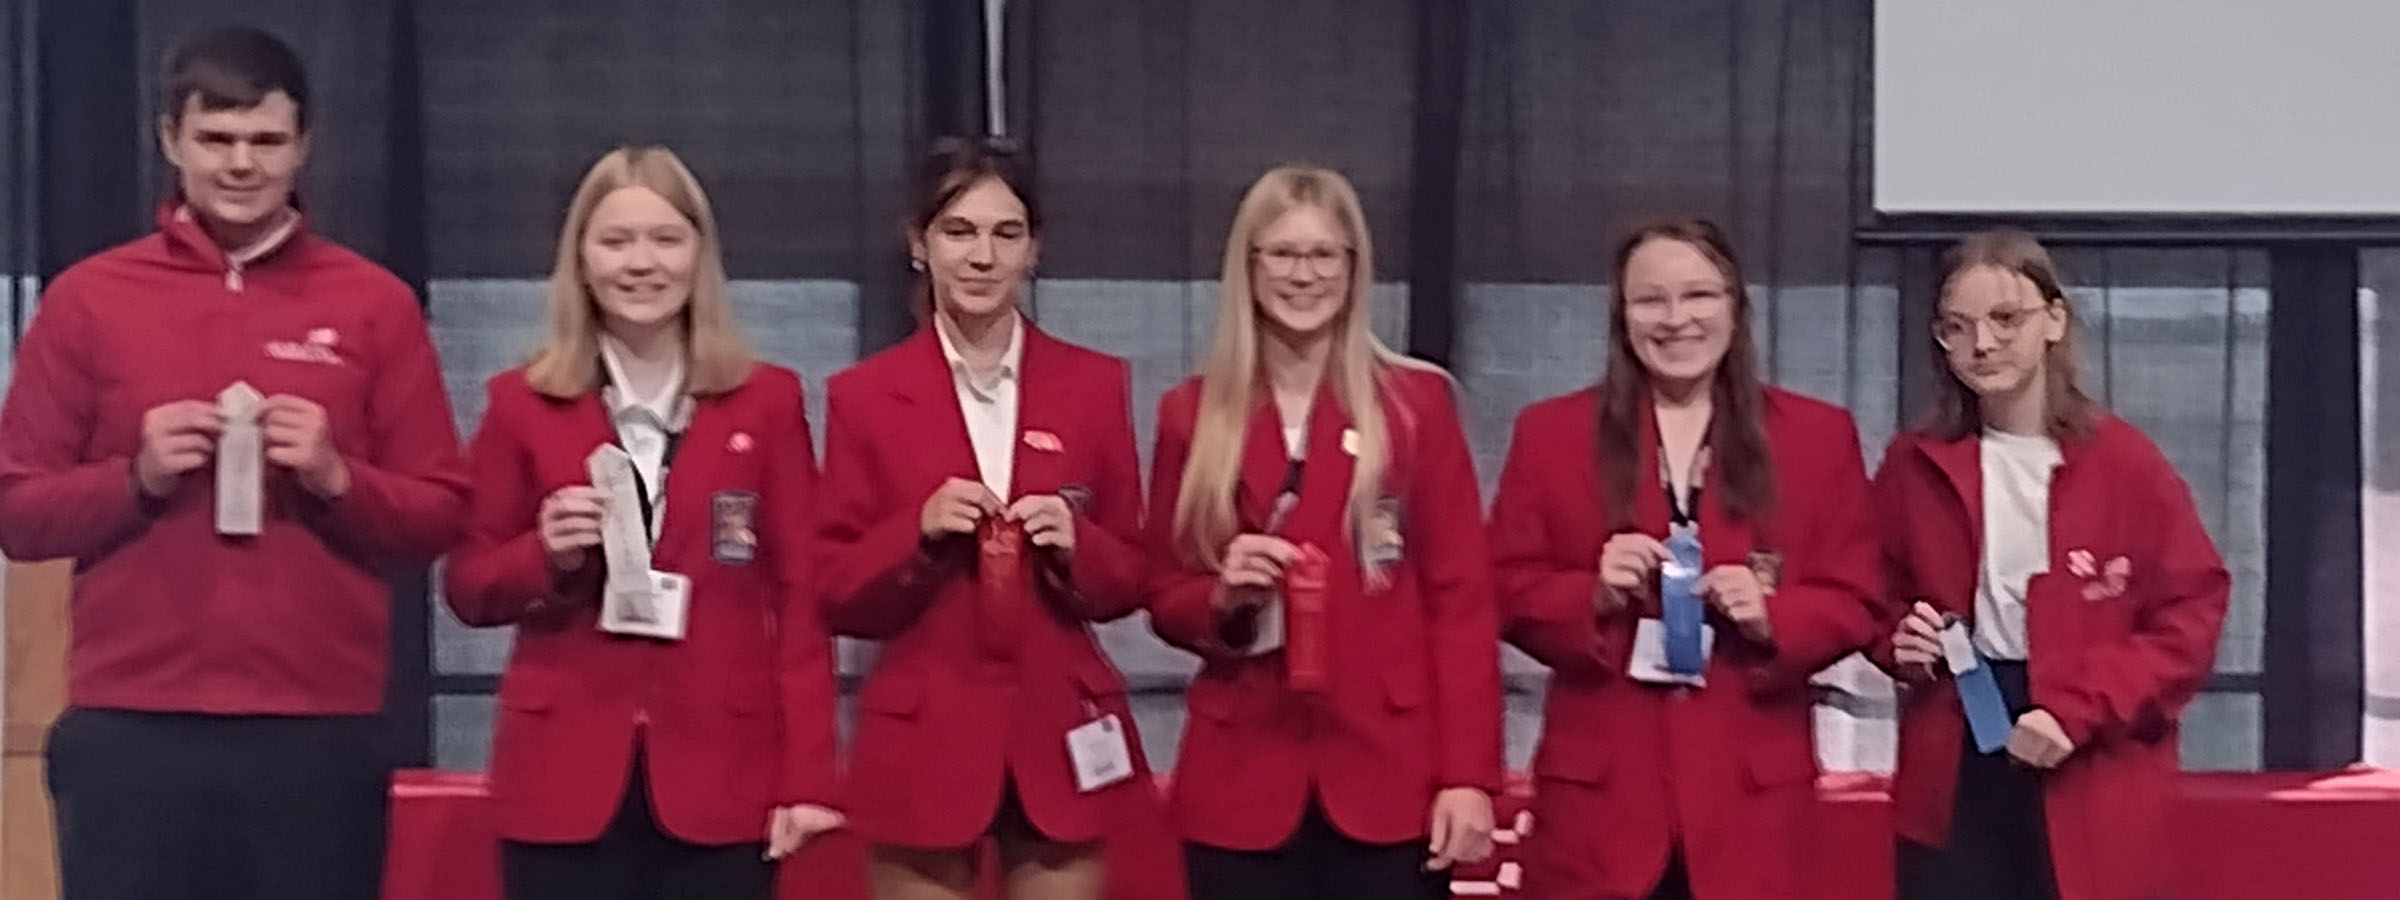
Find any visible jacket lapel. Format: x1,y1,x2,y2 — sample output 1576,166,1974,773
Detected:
1289,379,1358,542
1236,391,1293,531
1922,432,1986,616
1628,394,1671,538
1008,324,1064,500
655,382,737,560
889,327,983,489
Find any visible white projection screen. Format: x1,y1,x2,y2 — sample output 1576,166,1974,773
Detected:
1874,0,2400,216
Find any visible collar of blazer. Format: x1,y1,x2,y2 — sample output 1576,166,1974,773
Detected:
1904,412,2122,519
889,318,1060,404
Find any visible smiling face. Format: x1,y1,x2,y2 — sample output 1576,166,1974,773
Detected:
1247,203,1353,339
158,91,308,246
912,175,1038,319
1617,236,1737,392
580,185,699,332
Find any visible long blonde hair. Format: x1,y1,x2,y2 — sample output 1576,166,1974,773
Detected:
525,145,752,398
1171,165,1437,571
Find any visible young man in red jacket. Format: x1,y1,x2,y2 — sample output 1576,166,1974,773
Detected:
0,27,467,900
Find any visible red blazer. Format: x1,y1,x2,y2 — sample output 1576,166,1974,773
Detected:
815,324,1149,849
443,364,838,845
1870,417,2228,900
1145,366,1504,851
1489,387,1883,900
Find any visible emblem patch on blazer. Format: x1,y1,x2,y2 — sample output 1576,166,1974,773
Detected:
2067,548,2131,600
1747,550,1783,594
711,491,759,565
1362,495,1404,566
1058,484,1094,516
1023,430,1064,453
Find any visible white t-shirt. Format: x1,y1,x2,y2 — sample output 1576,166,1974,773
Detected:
1974,427,2062,660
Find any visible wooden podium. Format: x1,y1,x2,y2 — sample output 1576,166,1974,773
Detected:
2,560,68,900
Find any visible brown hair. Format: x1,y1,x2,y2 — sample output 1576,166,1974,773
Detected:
1597,218,1775,529
525,145,752,398
1923,228,2099,442
905,136,1040,319
159,26,310,131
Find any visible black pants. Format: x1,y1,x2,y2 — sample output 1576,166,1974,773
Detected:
45,707,392,900
1183,800,1448,900
1645,851,1695,900
502,741,772,900
1898,661,2062,900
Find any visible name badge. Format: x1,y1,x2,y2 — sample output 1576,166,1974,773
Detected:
601,570,690,641
1066,713,1134,793
711,491,758,565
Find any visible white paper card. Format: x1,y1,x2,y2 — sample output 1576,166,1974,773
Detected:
601,570,689,640
1940,621,1981,676
215,382,265,535
1066,714,1134,793
1628,617,1716,687
1240,592,1285,657
587,445,653,589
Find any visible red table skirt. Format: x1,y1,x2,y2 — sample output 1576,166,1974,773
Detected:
386,769,2400,900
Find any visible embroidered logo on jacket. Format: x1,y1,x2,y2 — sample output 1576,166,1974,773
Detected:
2067,548,2132,600
265,327,343,365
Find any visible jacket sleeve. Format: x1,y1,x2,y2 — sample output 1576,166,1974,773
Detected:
440,380,600,627
2041,452,2230,748
1742,417,1890,697
1407,379,1504,793
0,282,153,562
1140,390,1253,664
1861,446,1940,689
764,377,840,807
812,381,954,639
1490,409,1631,680
1053,359,1147,621
300,291,470,564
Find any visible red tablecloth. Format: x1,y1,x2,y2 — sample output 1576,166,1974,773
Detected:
387,769,2400,900
383,771,1183,900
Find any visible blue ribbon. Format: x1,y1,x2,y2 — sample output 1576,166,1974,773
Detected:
1956,653,2014,754
1662,523,1705,676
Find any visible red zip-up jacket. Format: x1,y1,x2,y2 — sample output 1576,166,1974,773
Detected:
1869,417,2228,900
0,204,469,715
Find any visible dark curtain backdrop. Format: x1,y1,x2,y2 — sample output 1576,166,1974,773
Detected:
1,0,2349,771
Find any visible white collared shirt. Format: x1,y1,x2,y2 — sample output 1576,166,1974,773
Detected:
1975,427,2062,661
935,312,1024,499
599,334,692,543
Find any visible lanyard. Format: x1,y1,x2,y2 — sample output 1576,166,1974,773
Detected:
1659,441,1711,526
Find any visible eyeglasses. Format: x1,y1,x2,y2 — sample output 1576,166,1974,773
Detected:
1934,302,2054,351
1252,245,1352,279
1623,286,1731,319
